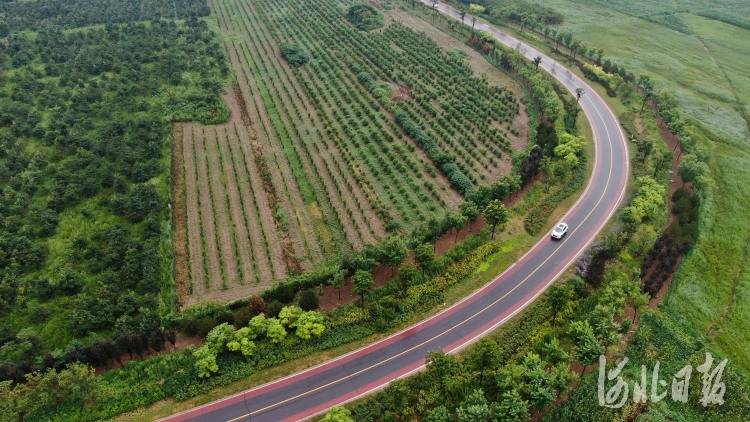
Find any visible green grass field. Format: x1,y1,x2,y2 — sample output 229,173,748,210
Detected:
527,0,750,374
536,0,750,141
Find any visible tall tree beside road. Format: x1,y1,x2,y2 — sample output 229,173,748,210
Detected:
484,199,509,239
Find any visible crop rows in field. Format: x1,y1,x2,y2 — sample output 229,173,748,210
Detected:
256,0,522,184
177,0,526,303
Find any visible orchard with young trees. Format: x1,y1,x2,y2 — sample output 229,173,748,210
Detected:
178,0,532,304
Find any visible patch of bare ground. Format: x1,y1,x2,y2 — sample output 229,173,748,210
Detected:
230,84,250,127
208,125,241,287
508,101,530,151
390,83,412,102
215,121,256,286
183,124,207,297
230,122,280,283
230,7,322,270
231,39,314,276
172,124,190,304
248,46,371,249
193,125,224,292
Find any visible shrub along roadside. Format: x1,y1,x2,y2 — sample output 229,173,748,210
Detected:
0,233,508,421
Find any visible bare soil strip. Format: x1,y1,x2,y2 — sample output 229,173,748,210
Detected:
172,124,191,303
237,15,370,248
183,124,207,296
215,120,256,285
233,83,252,127
193,125,225,292
207,125,241,288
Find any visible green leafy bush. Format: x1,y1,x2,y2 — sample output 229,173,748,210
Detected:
346,4,383,31
299,289,320,311
280,43,309,67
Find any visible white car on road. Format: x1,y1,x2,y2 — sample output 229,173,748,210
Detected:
551,222,568,239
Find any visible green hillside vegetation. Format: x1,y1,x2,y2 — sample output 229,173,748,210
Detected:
0,0,210,31
346,4,385,31
450,0,750,377
516,0,750,377
0,16,227,381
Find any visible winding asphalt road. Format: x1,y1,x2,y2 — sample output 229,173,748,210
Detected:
163,2,629,421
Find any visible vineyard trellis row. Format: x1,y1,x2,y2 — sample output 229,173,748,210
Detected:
177,0,528,302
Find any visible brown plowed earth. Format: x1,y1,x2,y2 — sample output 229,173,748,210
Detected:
182,124,207,296
226,40,296,278
207,125,241,288
215,122,256,285
228,6,324,266
193,125,224,291
229,122,278,284
229,38,312,275
232,83,252,127
171,124,190,304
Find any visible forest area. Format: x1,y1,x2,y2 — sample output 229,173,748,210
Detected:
0,0,227,384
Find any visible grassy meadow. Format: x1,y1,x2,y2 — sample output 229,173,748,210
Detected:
528,0,750,373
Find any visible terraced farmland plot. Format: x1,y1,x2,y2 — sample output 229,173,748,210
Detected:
176,0,528,303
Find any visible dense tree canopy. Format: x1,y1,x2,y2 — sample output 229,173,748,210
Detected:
0,0,209,32
0,17,227,380
346,4,384,31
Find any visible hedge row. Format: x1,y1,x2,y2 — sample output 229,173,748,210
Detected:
394,109,474,195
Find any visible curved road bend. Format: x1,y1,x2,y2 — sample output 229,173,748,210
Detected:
163,2,629,421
